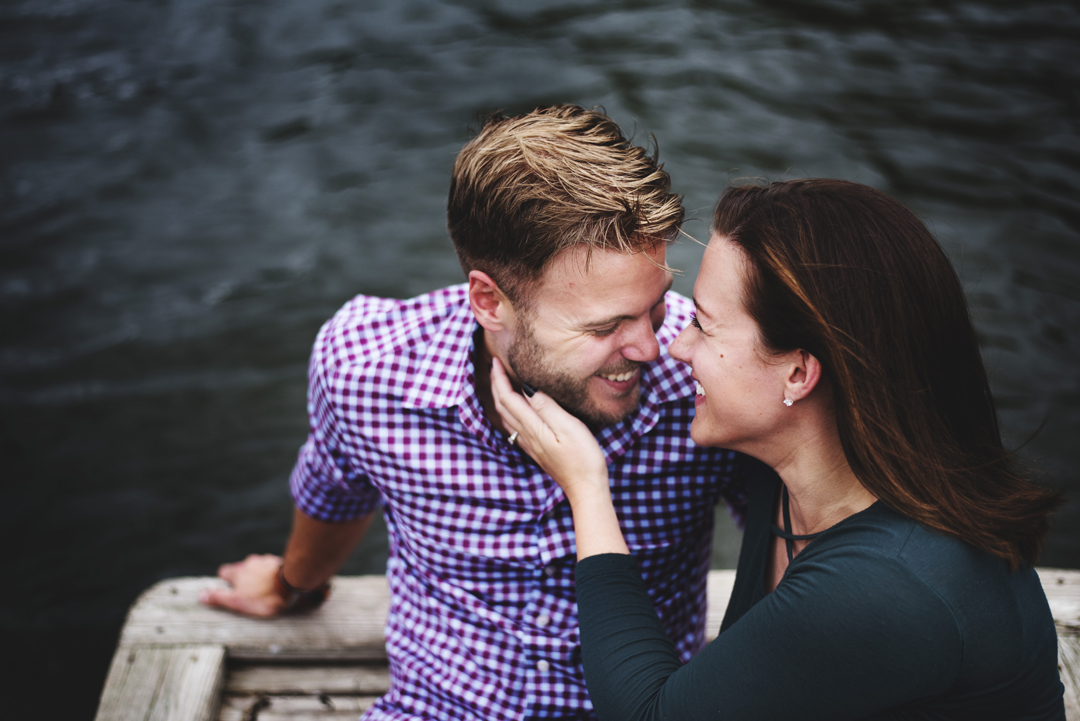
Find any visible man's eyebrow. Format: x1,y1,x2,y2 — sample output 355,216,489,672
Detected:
583,277,673,328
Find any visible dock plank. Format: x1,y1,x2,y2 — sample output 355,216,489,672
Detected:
1040,568,1080,634
1061,635,1080,719
705,570,736,640
119,576,390,660
218,694,379,721
225,664,390,695
95,644,225,721
100,569,1080,720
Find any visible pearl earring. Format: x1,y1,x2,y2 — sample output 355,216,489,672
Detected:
783,398,793,407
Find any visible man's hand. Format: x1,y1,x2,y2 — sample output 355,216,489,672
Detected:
199,509,375,618
199,553,287,617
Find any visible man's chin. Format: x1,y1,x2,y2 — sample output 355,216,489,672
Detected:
570,389,641,428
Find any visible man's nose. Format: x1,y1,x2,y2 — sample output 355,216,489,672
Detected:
621,316,661,363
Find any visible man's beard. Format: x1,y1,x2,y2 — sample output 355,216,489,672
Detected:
506,317,642,428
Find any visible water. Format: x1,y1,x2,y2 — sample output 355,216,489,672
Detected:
2,0,1078,717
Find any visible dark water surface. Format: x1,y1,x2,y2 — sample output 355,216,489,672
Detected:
2,0,1078,717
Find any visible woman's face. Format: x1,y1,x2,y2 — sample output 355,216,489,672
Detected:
669,235,790,454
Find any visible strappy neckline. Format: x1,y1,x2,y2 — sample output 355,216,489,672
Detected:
770,485,822,564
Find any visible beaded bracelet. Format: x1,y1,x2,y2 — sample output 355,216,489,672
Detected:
273,563,331,612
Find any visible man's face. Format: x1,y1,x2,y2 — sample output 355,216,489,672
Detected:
507,243,672,427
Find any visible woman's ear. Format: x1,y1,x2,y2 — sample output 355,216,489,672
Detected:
468,270,513,333
784,349,823,404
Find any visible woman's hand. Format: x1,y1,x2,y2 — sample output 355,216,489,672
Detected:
491,358,629,558
490,357,609,500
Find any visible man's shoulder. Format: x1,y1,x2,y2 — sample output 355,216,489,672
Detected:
656,290,693,360
313,284,470,373
663,290,694,329
643,290,694,404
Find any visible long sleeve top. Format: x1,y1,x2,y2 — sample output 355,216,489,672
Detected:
575,467,1065,720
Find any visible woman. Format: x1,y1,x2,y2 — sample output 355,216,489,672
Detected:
490,179,1065,719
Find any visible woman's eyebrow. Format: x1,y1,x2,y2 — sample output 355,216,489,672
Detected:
692,297,713,320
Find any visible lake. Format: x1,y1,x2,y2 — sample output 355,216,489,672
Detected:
1,0,1077,717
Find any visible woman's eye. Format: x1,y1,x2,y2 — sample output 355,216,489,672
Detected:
690,313,701,330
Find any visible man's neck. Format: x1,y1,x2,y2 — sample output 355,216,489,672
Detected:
472,326,508,435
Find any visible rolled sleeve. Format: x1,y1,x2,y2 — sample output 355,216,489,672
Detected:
290,436,380,522
289,325,381,523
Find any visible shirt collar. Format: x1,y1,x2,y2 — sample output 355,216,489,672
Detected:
401,290,477,410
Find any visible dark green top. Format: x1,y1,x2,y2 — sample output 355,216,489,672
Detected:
575,465,1065,720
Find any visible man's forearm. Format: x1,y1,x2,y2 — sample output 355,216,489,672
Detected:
281,507,375,589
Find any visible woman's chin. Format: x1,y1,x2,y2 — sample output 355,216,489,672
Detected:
689,420,721,449
690,419,749,454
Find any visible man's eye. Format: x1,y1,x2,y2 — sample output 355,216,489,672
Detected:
591,326,618,338
690,313,701,330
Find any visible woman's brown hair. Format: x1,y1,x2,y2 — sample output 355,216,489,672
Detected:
713,179,1062,570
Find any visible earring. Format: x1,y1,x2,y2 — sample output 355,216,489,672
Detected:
783,398,793,407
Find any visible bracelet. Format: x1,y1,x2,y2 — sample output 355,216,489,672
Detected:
273,563,331,612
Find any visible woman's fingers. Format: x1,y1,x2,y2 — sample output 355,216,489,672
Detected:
491,357,572,437
525,390,582,442
490,358,608,490
490,357,559,459
490,357,528,430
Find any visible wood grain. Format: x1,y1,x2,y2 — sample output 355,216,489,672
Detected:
119,576,390,660
225,664,390,695
99,569,1080,720
95,645,225,721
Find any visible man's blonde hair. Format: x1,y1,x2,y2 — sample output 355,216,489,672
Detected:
447,105,684,306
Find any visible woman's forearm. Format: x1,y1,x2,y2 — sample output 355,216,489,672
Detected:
567,483,630,560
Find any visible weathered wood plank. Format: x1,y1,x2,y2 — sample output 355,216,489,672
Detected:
217,694,379,721
220,711,374,721
106,569,1080,721
120,576,390,660
225,664,390,695
1061,634,1080,719
1039,568,1080,635
219,706,375,721
123,569,1079,655
706,570,736,640
95,644,225,721
224,695,374,712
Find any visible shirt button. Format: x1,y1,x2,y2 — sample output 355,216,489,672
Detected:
536,614,550,627
543,565,556,577
537,660,551,672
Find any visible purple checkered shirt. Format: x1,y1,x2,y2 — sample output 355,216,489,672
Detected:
290,284,746,721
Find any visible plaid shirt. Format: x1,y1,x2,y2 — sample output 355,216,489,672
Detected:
291,284,746,721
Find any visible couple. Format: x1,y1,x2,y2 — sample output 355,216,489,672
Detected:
202,105,1065,719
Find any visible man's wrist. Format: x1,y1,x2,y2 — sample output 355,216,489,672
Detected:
273,563,331,612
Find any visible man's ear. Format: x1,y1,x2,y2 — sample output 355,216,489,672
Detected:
468,270,514,333
784,349,823,404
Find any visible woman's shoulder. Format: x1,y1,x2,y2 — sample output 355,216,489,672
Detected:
802,502,1055,646
823,503,1039,583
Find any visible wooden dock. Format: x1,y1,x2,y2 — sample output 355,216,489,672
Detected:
96,569,1080,720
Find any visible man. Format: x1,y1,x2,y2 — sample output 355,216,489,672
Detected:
201,105,745,720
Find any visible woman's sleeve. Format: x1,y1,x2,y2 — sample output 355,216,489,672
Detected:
575,551,963,721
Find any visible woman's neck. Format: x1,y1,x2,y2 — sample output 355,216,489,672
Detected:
767,418,877,538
